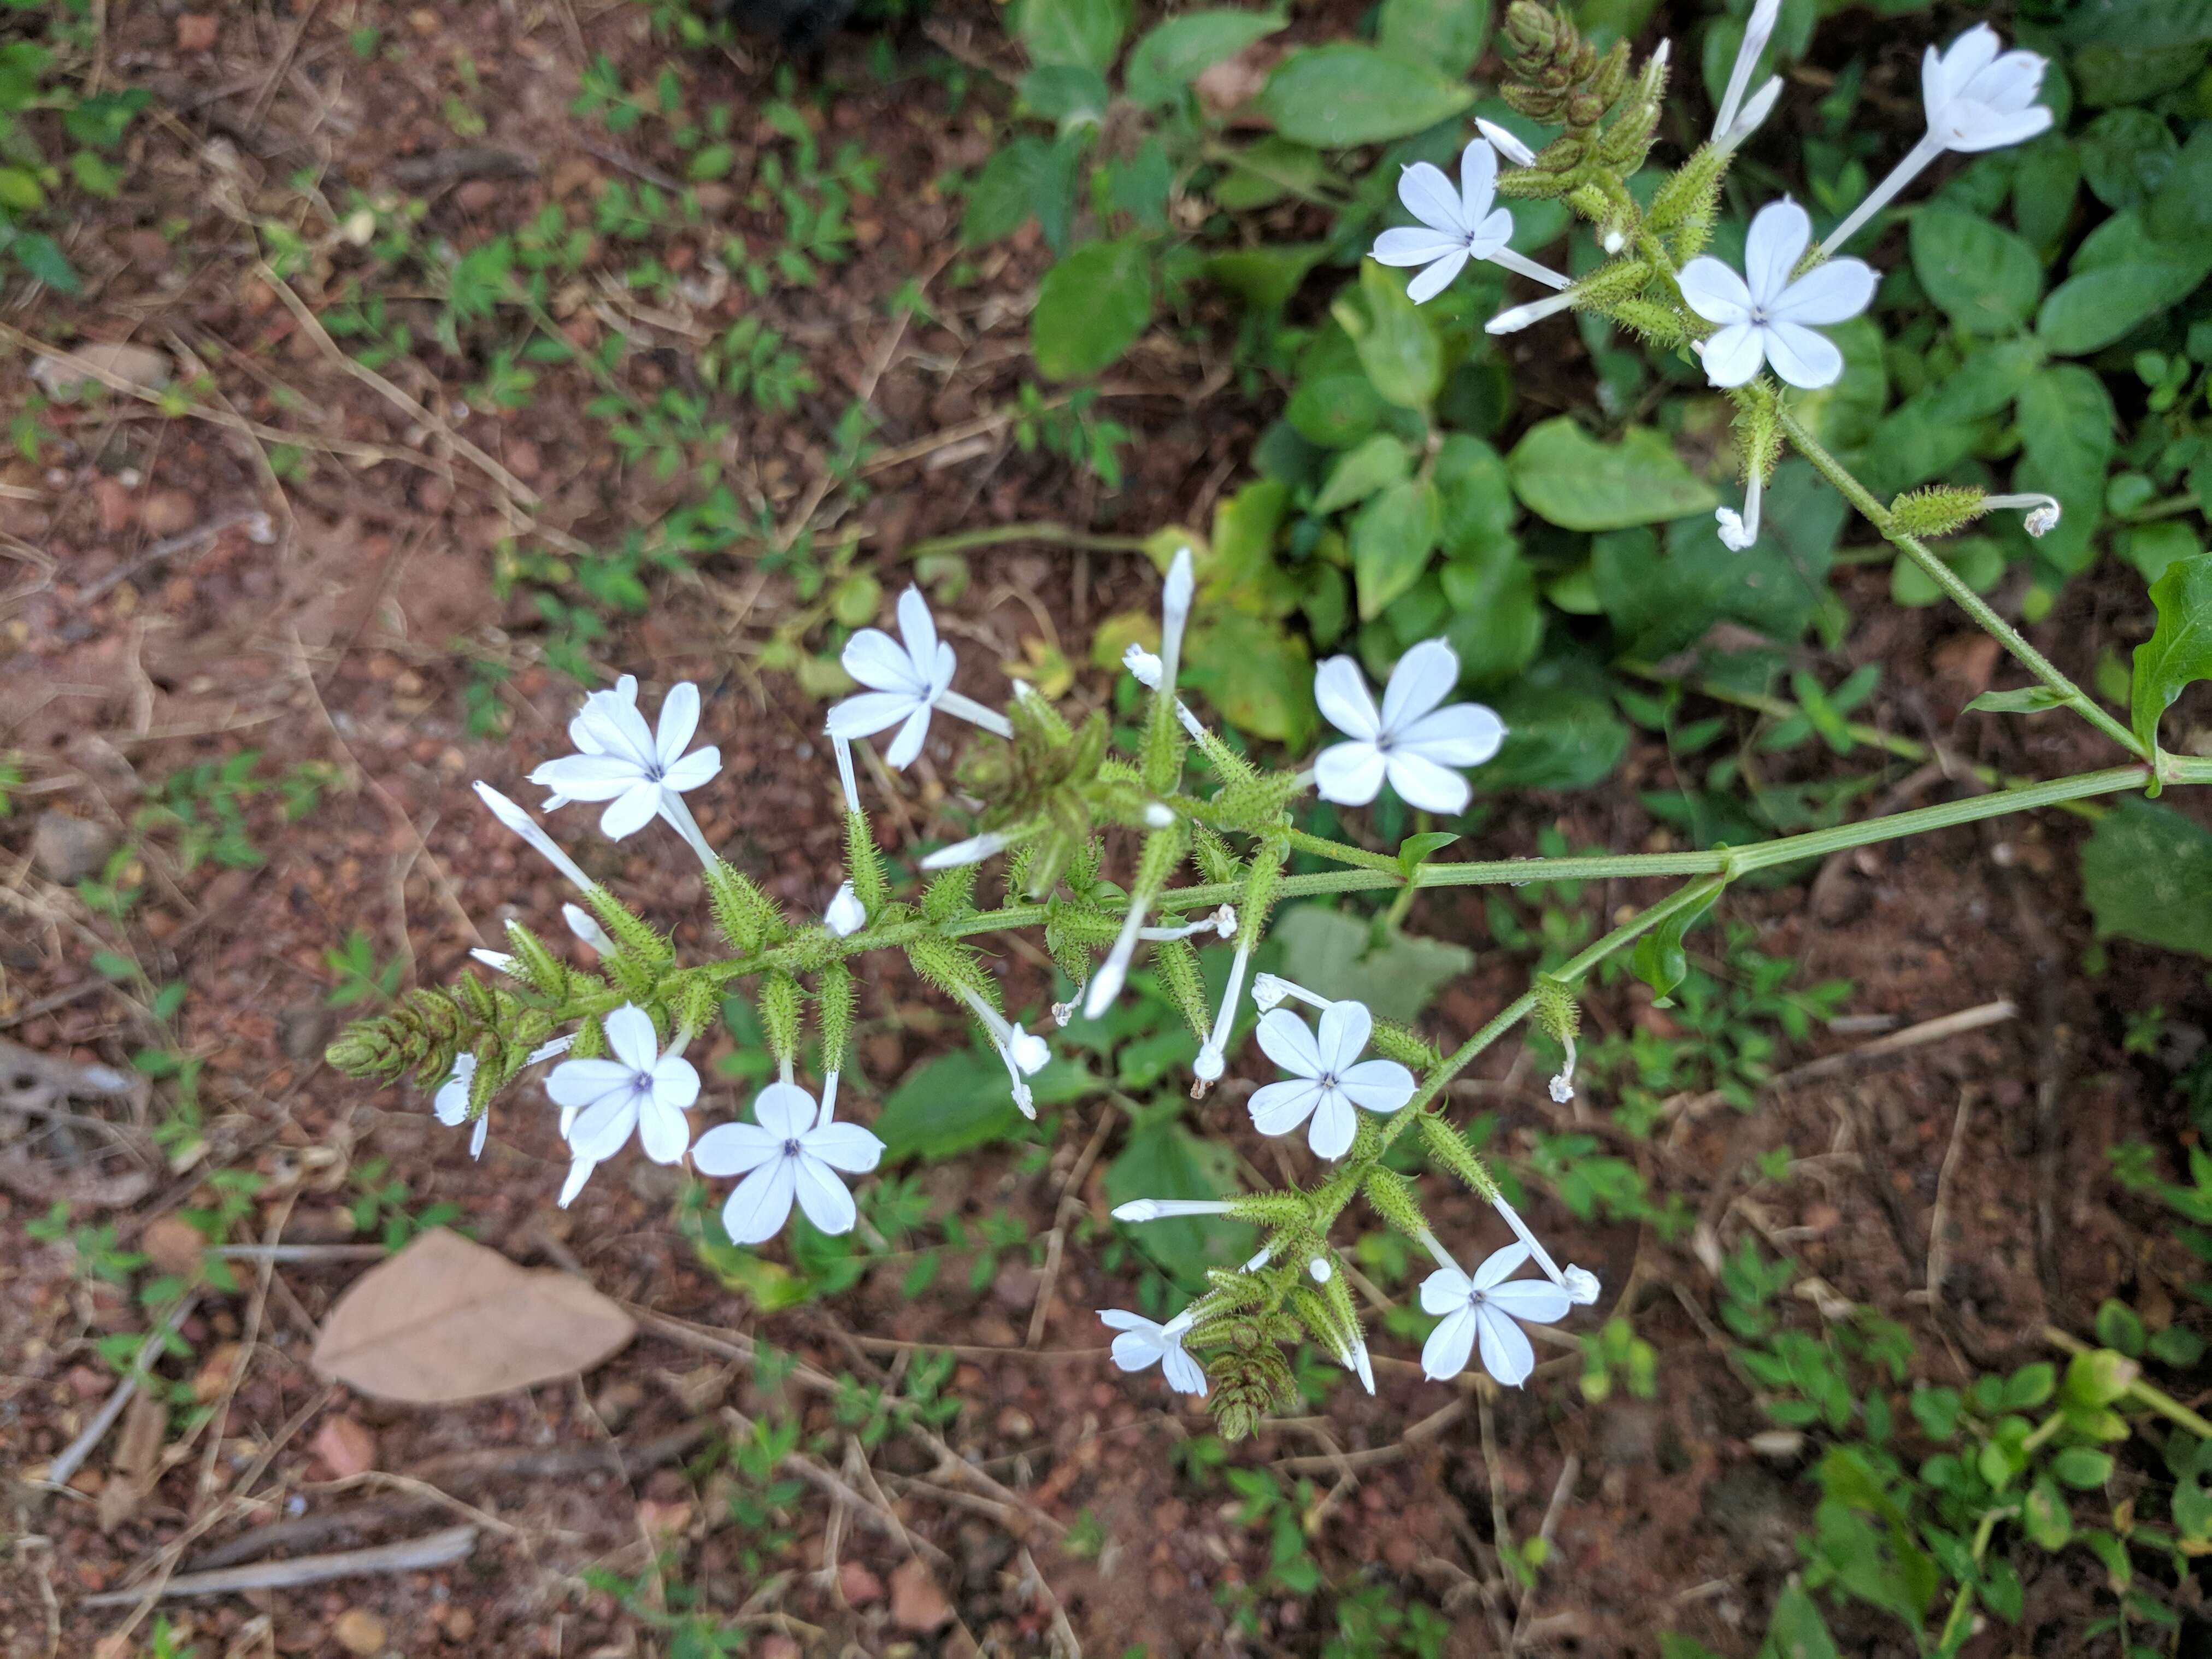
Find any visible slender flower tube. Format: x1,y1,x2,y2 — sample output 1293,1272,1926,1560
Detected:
1139,905,1236,943
1252,973,1331,1015
1192,926,1258,1085
951,981,1050,1116
1476,117,1536,167
1486,290,1580,336
1548,1025,1580,1104
563,903,615,955
1820,25,2051,257
1491,1195,1603,1306
832,731,862,816
1716,75,1783,154
469,949,516,976
1345,1336,1376,1396
1983,493,2062,537
1156,546,1196,716
475,783,597,895
1122,644,1209,742
1711,0,1781,143
920,830,1014,870
1113,1198,1234,1222
1717,472,1763,552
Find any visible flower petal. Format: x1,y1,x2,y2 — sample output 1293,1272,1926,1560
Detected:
1474,1302,1537,1386
636,1094,692,1164
603,1005,661,1073
1110,1330,1165,1373
1742,198,1813,308
658,745,721,793
545,1057,634,1109
721,1157,798,1244
1255,1007,1322,1078
1404,248,1470,305
1313,656,1381,742
803,1121,885,1174
1373,227,1469,268
884,701,934,770
1421,1305,1478,1380
1161,1345,1210,1397
1307,1091,1357,1160
1772,258,1876,326
1676,257,1752,325
1313,739,1388,807
896,586,939,675
1457,137,1497,227
568,1092,640,1162
578,693,656,770
528,754,645,799
433,1058,474,1126
1315,998,1374,1075
1949,104,2051,151
1484,1279,1574,1325
825,689,919,741
598,780,662,842
1927,23,1999,121
792,1154,858,1234
691,1121,782,1176
1472,1240,1534,1291
1419,1266,1473,1314
558,1156,597,1208
1336,1058,1416,1113
1098,1309,1162,1337
1379,638,1460,733
654,681,701,767
752,1080,817,1139
1396,160,1466,237
1384,749,1473,816
1398,701,1505,767
1470,204,1515,258
1249,1078,1324,1138
1699,320,1767,388
842,627,923,695
650,1054,701,1113
1761,319,1844,390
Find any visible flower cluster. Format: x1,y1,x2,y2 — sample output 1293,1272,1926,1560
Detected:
1370,7,2059,556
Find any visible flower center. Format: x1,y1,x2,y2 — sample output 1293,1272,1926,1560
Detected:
783,1137,804,1157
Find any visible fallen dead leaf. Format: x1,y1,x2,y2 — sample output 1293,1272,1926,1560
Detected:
28,340,173,398
890,1556,954,1633
310,1227,635,1404
311,1414,379,1479
98,1388,169,1532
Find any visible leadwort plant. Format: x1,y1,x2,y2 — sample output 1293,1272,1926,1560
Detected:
330,5,2212,1444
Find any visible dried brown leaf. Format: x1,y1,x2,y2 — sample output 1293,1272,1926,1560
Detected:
310,1228,635,1404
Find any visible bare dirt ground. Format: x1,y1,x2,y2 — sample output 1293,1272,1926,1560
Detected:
3,2,2209,1656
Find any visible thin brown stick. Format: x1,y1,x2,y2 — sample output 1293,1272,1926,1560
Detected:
78,1526,476,1606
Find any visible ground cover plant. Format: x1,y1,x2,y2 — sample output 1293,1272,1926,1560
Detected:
3,0,2211,1652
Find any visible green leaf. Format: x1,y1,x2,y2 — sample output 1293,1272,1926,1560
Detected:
874,1048,1097,1162
1181,611,1317,745
2146,122,2212,249
2132,552,2212,760
1439,539,1543,685
1965,685,2072,715
1286,372,1385,448
963,136,1055,246
2022,1473,2072,1550
2012,136,2080,251
1793,315,1888,455
9,231,79,293
1021,64,1111,127
1311,433,1412,515
2014,364,2115,572
1630,884,1720,1005
1125,9,1284,105
1350,479,1442,620
2076,109,2179,210
2064,0,2212,50
686,143,736,181
1031,237,1153,381
1434,432,1516,556
0,166,43,211
2080,798,2212,959
1339,258,1443,410
2051,1447,2116,1489
1105,1114,1255,1288
1202,242,1325,312
1756,1583,1838,1659
1015,0,1132,72
1508,417,1717,531
1909,207,2042,335
1210,134,1327,210
2039,210,2212,356
1267,906,1474,1021
1377,0,1490,78
1396,831,1460,877
1257,44,1475,148
1479,652,1631,791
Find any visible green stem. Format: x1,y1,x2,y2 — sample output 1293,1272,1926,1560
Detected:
1777,409,2147,761
899,521,1152,563
2045,1326,2212,1440
1283,827,1402,875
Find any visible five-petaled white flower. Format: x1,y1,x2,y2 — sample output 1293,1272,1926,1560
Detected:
1374,139,1516,304
1678,198,1875,390
827,587,1007,770
1313,639,1504,816
1099,1309,1209,1397
1249,999,1415,1161
1922,23,2051,152
532,678,720,842
694,1078,884,1244
547,1004,699,1177
1419,1243,1573,1388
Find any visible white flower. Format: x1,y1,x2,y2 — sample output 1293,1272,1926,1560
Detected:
1313,639,1504,816
1191,924,1256,1085
1678,199,1876,390
1099,1309,1209,1397
1475,117,1535,167
825,880,866,938
546,1005,699,1190
435,1039,575,1160
1922,24,2052,152
1821,26,2050,256
694,1076,884,1244
1419,1243,1573,1387
1248,1000,1415,1160
1372,140,1569,305
532,678,721,843
951,982,1051,1117
826,588,1011,769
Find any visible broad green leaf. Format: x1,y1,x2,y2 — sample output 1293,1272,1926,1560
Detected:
1125,9,1284,105
10,232,80,294
1286,373,1385,448
1440,539,1543,686
2146,123,2212,249
1922,337,2044,424
874,1047,1097,1162
1434,432,1516,556
1508,417,1717,531
1210,135,1327,210
1020,63,1111,127
2063,0,2212,49
2076,109,2178,210
1338,258,1443,410
1312,433,1412,515
2080,799,2212,959
1350,478,1442,620
1378,0,1490,77
2039,210,2212,356
1258,44,1475,148
1890,536,2003,607
1015,0,1132,72
1480,652,1631,791
1756,1583,1838,1659
2121,521,2202,586
1182,611,1317,744
2132,552,2212,760
2071,40,2207,107
1267,906,1474,1021
0,166,43,211
2011,136,2080,251
1909,207,2042,335
2014,364,2115,572
962,136,1056,246
1031,237,1153,381
1396,831,1460,876
2051,1447,2116,1489
1793,316,1887,454
1105,1114,1255,1288
1202,242,1325,311
2022,1474,2072,1550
